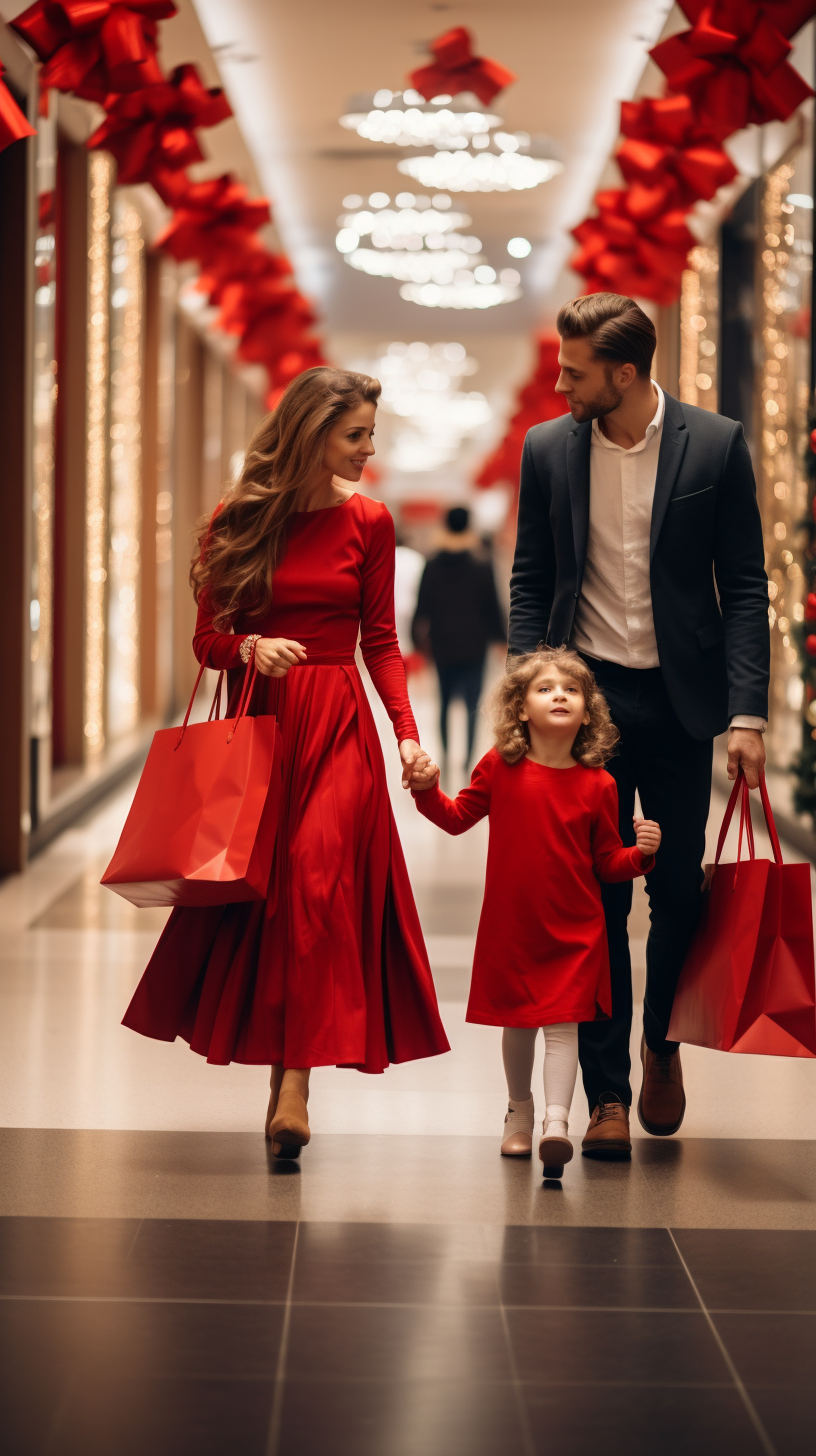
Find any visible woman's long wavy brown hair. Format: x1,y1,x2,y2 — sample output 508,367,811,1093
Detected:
490,647,619,767
191,367,381,627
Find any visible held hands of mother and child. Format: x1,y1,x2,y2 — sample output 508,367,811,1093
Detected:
252,634,435,789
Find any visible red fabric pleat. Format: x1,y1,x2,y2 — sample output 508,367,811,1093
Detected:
122,664,449,1071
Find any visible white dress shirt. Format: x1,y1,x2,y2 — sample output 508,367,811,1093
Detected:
571,382,765,730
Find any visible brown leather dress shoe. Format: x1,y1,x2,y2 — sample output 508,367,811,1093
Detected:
637,1034,686,1136
581,1092,631,1160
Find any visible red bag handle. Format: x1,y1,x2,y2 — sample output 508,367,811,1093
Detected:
175,660,258,749
714,766,782,868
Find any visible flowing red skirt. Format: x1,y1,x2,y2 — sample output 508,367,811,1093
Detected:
122,665,450,1071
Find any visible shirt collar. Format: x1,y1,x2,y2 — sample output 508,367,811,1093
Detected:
591,382,664,454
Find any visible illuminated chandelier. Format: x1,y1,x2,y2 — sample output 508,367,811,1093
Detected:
339,88,502,149
336,193,521,309
398,133,562,193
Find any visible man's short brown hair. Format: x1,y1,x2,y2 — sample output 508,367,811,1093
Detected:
556,293,656,378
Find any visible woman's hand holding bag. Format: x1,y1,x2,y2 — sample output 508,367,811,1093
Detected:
101,659,282,908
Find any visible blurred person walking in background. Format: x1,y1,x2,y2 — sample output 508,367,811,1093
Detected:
394,530,426,678
412,506,506,774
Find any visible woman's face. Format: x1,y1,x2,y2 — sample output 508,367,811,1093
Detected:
324,402,376,482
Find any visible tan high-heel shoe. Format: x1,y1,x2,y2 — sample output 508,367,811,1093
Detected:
267,1088,310,1160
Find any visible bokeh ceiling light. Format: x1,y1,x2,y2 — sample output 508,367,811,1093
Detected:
339,89,502,149
399,278,521,309
507,236,532,257
361,340,491,474
398,148,562,193
346,248,482,285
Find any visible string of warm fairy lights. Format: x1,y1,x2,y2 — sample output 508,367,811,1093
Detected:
757,160,807,767
106,200,144,739
678,247,719,413
84,151,114,759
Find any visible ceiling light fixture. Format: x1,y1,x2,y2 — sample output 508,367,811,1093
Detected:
340,88,502,149
397,147,561,193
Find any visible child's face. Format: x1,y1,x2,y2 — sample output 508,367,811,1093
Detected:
519,665,590,740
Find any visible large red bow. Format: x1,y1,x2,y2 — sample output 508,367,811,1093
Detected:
571,188,696,307
616,95,737,221
0,66,37,155
476,336,568,489
11,0,175,103
650,1,814,138
196,240,293,309
87,64,231,184
408,26,516,106
154,174,272,271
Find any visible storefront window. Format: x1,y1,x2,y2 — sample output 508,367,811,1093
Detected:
755,153,813,770
30,109,58,822
107,197,144,740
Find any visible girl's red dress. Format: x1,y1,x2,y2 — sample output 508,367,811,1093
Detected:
123,493,450,1072
414,749,653,1028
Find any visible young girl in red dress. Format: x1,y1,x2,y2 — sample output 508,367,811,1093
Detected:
122,369,449,1158
411,646,661,1177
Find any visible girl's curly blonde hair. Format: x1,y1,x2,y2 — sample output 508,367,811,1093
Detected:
490,646,619,767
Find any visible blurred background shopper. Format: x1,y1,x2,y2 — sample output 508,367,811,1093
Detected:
412,506,506,774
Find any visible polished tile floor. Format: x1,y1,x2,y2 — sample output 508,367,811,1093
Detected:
1,667,814,1453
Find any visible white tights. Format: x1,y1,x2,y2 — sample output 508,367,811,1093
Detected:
502,1024,579,1119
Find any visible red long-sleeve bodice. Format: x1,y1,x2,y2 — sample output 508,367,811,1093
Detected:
192,493,418,743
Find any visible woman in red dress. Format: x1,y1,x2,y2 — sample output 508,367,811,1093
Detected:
411,647,660,1176
123,368,449,1156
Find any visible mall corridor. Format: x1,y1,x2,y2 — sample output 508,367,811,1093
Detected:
2,0,816,1452
0,674,814,1455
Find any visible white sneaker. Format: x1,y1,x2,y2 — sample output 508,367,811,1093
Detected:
500,1097,534,1156
538,1110,573,1177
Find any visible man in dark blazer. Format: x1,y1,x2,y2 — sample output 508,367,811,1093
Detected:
509,293,769,1158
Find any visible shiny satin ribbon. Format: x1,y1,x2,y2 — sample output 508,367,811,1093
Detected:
154,173,272,269
650,0,815,137
571,188,696,308
616,95,737,220
86,62,231,183
0,66,36,155
11,0,174,103
408,25,516,106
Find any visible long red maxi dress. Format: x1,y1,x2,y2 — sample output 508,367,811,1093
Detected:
122,492,450,1072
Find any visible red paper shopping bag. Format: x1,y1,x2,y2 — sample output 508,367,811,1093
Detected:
668,769,816,1057
101,661,281,908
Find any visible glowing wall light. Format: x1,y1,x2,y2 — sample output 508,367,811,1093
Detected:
84,151,113,759
106,198,144,740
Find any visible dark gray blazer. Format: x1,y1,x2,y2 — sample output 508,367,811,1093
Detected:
508,391,770,741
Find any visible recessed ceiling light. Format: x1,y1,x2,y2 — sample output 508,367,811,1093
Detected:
507,236,532,257
342,194,362,209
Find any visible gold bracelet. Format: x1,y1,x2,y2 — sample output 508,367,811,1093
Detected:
239,634,262,664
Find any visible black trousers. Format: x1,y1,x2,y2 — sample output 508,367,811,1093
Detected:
436,659,485,768
577,657,713,1113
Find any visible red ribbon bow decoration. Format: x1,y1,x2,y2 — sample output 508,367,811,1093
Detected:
616,94,737,221
87,64,231,185
154,174,272,272
650,1,815,139
571,188,696,307
11,0,175,104
408,26,517,106
196,240,293,309
476,336,568,489
0,65,37,155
